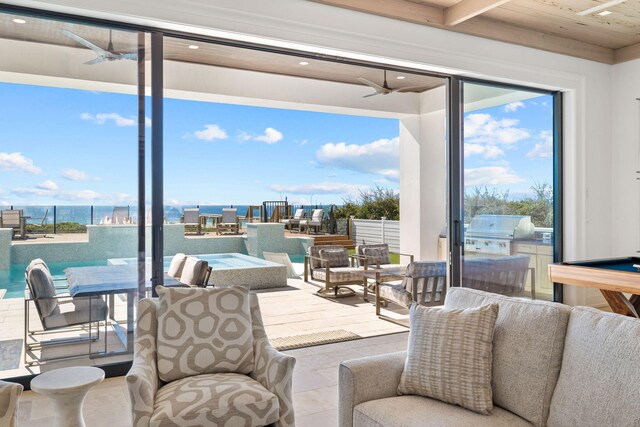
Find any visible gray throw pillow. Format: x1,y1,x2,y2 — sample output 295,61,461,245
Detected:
156,286,254,382
398,303,499,415
180,256,207,287
167,253,187,279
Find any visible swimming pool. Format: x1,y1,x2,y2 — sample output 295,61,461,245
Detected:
109,253,288,289
1,259,109,299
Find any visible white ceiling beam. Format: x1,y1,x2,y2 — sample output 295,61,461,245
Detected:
444,0,511,26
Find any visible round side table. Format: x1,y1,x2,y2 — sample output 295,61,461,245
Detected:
30,366,105,427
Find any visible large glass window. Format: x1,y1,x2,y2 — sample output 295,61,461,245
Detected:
458,82,560,301
0,11,148,377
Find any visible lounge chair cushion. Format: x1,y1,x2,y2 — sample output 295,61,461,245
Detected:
156,286,254,382
167,253,187,279
398,303,499,415
362,247,390,266
28,265,58,317
354,396,532,427
312,267,361,283
445,287,571,427
180,257,208,287
42,298,108,329
151,373,279,427
318,249,350,268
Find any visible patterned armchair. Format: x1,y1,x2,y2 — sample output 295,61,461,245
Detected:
376,260,447,316
126,291,295,427
0,380,22,427
304,245,365,297
355,243,414,271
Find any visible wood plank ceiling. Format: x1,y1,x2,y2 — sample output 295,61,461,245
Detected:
309,0,640,64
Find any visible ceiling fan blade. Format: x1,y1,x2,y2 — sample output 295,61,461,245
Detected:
84,57,105,65
363,92,380,98
63,29,108,56
395,85,432,93
119,52,139,61
357,77,385,93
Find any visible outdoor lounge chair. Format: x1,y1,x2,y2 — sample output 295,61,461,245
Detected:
376,260,447,318
304,245,365,297
281,208,307,231
24,262,108,365
462,255,533,297
0,209,26,239
166,253,212,287
299,208,324,234
182,208,202,235
111,206,130,225
217,208,240,235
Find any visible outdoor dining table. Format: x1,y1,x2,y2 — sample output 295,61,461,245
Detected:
65,264,144,357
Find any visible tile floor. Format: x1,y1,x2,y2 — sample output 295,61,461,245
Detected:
17,331,410,427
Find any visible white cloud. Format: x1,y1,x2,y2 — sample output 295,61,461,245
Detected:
504,101,525,112
254,127,283,144
464,167,524,186
81,112,137,127
193,124,228,141
12,187,54,196
61,168,100,181
464,113,530,145
464,143,504,159
238,127,284,144
59,190,102,200
269,182,368,195
164,198,181,206
0,152,42,174
296,139,308,146
36,180,58,191
527,131,553,159
316,137,399,181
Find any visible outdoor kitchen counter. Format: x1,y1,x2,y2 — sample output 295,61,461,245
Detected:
513,240,553,299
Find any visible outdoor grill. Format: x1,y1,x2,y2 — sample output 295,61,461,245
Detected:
464,214,535,256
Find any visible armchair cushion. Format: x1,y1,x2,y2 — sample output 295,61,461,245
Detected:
156,286,254,382
398,303,499,415
318,248,350,268
151,373,279,427
28,265,58,316
179,257,208,287
362,247,390,266
167,253,187,279
42,298,108,329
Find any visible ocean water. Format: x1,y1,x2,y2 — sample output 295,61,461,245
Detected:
10,204,334,225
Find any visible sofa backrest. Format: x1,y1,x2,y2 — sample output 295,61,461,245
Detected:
445,287,570,427
546,306,640,427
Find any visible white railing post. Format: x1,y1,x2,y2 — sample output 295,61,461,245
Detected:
381,216,386,244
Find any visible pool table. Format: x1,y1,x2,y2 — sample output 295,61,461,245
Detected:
548,257,640,318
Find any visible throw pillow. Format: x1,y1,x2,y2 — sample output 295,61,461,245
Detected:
156,286,254,382
362,247,390,266
318,249,350,268
398,303,499,415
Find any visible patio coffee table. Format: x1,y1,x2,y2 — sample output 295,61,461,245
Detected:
31,366,104,427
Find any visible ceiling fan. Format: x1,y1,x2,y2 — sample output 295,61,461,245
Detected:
63,29,137,65
358,70,429,98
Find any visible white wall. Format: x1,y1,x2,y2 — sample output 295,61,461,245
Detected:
612,60,640,255
4,0,617,305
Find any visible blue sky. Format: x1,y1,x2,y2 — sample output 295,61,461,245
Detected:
463,94,554,199
0,82,553,207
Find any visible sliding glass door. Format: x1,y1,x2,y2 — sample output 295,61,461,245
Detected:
451,81,562,301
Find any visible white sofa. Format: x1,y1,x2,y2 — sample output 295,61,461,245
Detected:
339,287,640,427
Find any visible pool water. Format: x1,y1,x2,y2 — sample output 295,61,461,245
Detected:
2,253,307,299
1,259,109,299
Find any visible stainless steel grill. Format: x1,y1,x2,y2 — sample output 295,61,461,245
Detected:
464,214,535,256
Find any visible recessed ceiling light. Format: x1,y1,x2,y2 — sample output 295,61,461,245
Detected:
397,76,406,80
577,0,625,16
598,10,613,15
188,45,199,50
12,18,26,24
299,61,309,65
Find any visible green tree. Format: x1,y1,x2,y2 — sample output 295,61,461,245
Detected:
333,186,399,220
